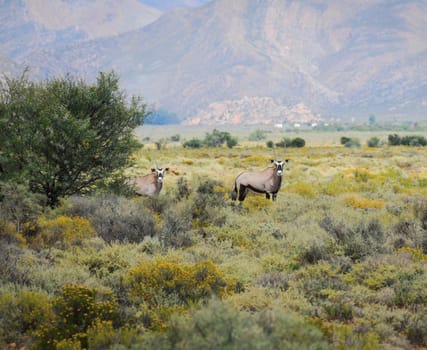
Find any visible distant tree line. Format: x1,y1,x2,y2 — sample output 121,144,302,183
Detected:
266,137,306,148
340,136,361,148
183,129,238,149
388,134,427,146
339,134,427,149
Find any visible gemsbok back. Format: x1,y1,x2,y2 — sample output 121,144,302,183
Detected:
231,159,288,202
133,167,169,196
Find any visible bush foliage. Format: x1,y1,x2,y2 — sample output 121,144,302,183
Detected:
126,259,236,307
1,83,427,349
0,71,147,206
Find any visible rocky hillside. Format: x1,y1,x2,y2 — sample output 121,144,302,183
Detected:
1,0,426,124
184,97,321,126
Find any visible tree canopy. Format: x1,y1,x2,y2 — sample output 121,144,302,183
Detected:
0,71,147,206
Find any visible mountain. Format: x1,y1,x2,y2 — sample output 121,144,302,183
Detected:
1,0,426,124
0,0,161,60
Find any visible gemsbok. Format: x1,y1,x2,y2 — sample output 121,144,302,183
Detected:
231,159,288,202
133,167,169,196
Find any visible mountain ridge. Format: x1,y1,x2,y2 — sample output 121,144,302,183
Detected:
1,0,426,124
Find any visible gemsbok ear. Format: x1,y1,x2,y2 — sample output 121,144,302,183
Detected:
285,159,289,163
165,167,170,171
151,168,156,172
270,159,274,163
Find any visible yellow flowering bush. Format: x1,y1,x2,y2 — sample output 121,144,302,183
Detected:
398,247,427,262
0,290,54,346
0,219,26,246
286,181,316,198
33,284,118,350
126,259,236,307
342,194,385,209
32,215,95,248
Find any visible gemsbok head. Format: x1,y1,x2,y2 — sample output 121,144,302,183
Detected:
231,156,289,202
133,167,169,196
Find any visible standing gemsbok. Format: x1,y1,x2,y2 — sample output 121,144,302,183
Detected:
231,159,288,202
133,167,169,196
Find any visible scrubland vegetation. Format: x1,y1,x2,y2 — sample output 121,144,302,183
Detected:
2,138,427,349
1,73,427,349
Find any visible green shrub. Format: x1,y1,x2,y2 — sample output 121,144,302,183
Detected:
0,219,26,246
64,195,157,243
191,179,227,227
340,137,360,148
393,271,427,307
175,176,192,200
140,300,330,349
400,135,427,146
86,319,143,350
319,216,385,261
0,290,53,347
0,244,32,285
140,194,170,215
290,137,306,147
203,129,237,148
275,137,306,148
323,301,353,321
248,129,267,141
226,135,238,148
297,239,331,265
80,245,131,280
392,218,426,251
332,325,380,350
340,136,351,145
256,272,290,291
388,134,427,146
170,134,181,142
0,181,44,233
160,205,192,248
367,136,381,147
295,263,347,301
183,138,203,149
388,133,401,145
407,312,427,346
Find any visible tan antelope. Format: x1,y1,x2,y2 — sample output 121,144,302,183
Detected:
231,158,288,202
133,167,169,196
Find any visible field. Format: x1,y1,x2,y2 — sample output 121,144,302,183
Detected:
1,127,427,349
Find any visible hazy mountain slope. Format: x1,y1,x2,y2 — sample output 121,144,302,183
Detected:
316,1,427,115
138,0,211,12
25,0,161,39
0,0,161,61
118,0,427,119
1,0,426,122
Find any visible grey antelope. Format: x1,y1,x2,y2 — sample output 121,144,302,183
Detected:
231,159,288,202
133,167,169,196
